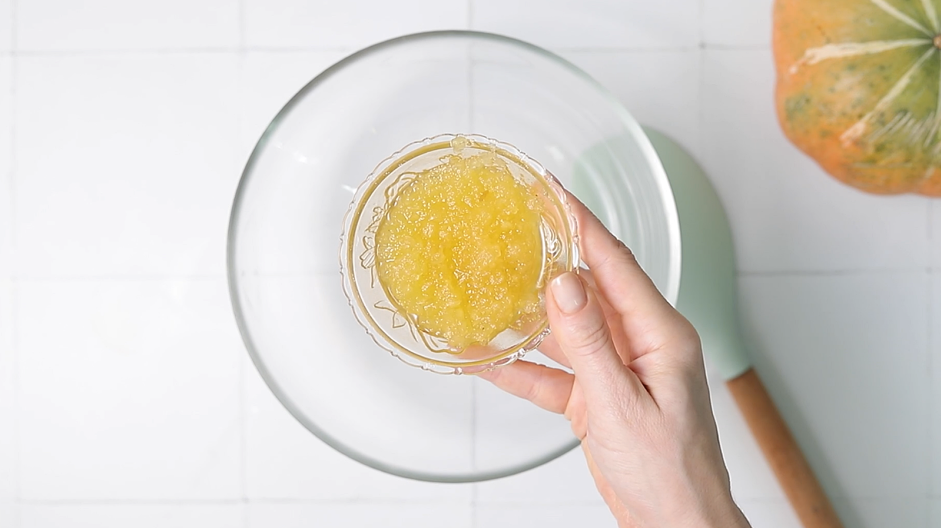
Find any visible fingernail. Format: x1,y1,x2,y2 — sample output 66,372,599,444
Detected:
550,272,587,314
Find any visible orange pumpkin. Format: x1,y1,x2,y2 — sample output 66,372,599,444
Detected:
774,0,941,196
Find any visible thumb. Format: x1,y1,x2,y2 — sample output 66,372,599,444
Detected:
547,272,643,409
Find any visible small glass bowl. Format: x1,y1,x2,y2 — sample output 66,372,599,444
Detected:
339,134,579,374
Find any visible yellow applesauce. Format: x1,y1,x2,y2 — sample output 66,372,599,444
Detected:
374,145,545,351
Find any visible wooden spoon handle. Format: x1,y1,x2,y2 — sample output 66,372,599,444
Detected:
726,368,844,528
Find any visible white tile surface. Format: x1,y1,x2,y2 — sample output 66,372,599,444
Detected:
2,0,939,522
702,50,930,273
244,0,467,50
0,56,9,242
0,57,9,260
703,0,773,48
475,448,598,503
708,366,787,501
14,54,240,278
0,55,10,272
16,0,239,52
472,0,700,50
243,359,473,501
932,272,941,497
240,51,347,161
246,502,472,528
561,50,701,156
476,503,615,528
472,374,576,479
0,503,15,528
736,499,801,528
738,272,929,499
0,56,13,505
19,504,243,528
832,497,928,528
738,498,928,528
0,280,13,504
17,279,242,500
932,201,941,268
0,0,10,52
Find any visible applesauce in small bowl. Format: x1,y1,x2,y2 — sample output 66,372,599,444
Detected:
340,134,578,374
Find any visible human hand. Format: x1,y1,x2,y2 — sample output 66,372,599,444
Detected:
481,195,750,528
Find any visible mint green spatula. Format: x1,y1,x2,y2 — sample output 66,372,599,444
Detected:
573,128,843,528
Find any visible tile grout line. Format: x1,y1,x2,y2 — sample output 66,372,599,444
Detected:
12,274,226,282
237,0,249,523
0,44,775,58
15,497,484,506
737,268,930,277
10,0,19,518
929,198,934,504
238,0,246,52
18,499,249,506
238,332,248,514
697,0,707,193
470,483,478,528
12,47,248,57
697,2,706,167
5,0,11,52
698,0,705,48
19,496,939,506
239,355,248,522
10,282,18,518
928,263,935,502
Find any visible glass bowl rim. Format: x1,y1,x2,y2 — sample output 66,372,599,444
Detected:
226,29,681,483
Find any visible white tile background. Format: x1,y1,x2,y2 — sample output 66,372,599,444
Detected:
0,0,938,527
16,0,240,52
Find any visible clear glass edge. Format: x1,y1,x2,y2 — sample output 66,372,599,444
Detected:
226,30,680,482
338,133,577,375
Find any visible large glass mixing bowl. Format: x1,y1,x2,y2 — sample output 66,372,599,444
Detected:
228,31,681,482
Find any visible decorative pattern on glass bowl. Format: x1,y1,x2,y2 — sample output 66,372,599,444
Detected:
339,134,579,375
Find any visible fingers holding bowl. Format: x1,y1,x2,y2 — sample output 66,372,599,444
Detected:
479,360,574,415
565,193,676,329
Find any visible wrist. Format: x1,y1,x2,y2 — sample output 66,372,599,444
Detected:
611,492,750,528
697,497,750,528
661,490,749,528
722,506,751,528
